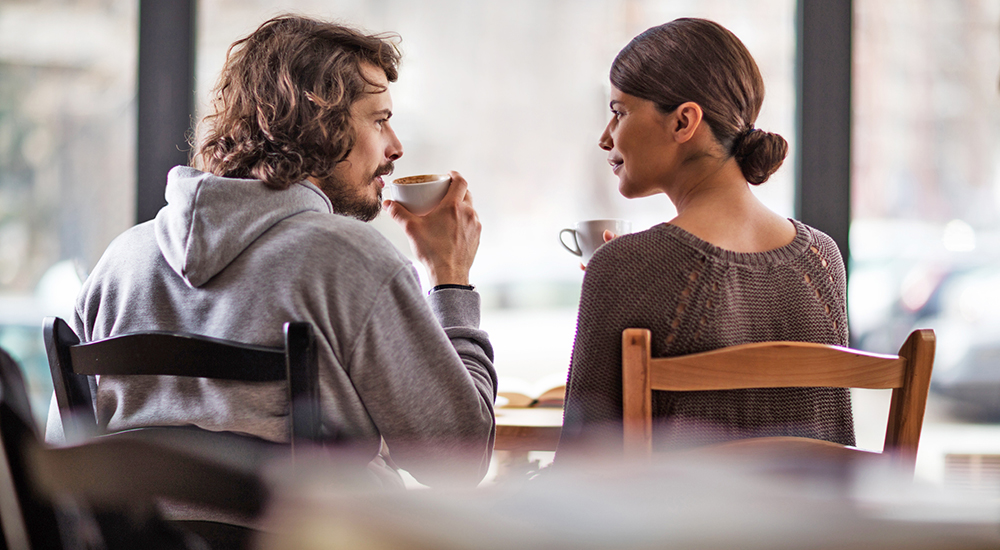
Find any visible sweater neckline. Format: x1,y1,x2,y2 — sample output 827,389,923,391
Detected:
654,219,811,266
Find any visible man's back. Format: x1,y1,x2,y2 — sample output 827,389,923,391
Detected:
65,167,497,487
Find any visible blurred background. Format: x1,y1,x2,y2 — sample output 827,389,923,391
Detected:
1,0,999,489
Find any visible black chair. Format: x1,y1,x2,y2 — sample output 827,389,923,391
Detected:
1,345,269,550
43,317,322,452
0,347,62,550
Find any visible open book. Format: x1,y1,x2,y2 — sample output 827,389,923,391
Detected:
496,372,566,408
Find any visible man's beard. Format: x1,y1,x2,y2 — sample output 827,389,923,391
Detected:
320,162,394,222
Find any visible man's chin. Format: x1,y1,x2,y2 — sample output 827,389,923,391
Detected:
355,201,382,222
328,197,382,222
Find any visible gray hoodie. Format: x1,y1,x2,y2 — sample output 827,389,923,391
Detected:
58,166,497,487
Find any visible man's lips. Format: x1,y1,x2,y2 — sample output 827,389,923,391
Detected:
373,163,394,188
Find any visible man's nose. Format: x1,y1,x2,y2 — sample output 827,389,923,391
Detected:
386,125,403,161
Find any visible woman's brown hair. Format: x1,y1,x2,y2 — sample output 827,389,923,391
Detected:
192,15,401,189
611,18,787,185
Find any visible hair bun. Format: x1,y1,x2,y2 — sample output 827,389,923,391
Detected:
732,129,787,185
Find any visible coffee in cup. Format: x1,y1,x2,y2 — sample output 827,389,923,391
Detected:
385,174,452,215
559,219,632,266
393,175,444,185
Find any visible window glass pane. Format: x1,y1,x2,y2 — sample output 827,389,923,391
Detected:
852,1,1000,445
197,0,796,386
0,0,136,423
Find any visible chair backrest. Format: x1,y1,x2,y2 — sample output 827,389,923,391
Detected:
3,346,272,549
27,428,270,519
43,317,321,450
622,328,936,471
0,348,63,550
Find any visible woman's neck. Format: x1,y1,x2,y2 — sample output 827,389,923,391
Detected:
666,156,746,215
665,157,795,253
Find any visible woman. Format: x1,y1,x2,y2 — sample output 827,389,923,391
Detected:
555,18,854,463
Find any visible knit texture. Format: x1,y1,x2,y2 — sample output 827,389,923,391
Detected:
556,219,855,462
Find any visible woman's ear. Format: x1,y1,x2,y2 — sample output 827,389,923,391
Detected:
670,102,703,143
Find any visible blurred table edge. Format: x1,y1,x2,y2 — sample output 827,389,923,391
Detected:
495,407,562,452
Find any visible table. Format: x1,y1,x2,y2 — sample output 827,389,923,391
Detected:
492,407,563,482
494,407,562,452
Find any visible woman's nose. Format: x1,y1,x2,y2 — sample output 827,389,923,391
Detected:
598,125,613,151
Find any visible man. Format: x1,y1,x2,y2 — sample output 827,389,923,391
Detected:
46,15,496,488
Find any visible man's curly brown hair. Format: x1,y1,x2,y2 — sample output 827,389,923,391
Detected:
191,15,401,190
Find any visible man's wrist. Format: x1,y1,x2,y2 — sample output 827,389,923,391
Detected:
426,266,471,288
429,283,475,294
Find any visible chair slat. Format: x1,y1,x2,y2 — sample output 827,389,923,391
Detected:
69,332,286,381
650,342,906,391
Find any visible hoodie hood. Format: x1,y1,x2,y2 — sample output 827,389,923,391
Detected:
154,166,333,288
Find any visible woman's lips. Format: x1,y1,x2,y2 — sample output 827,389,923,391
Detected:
609,158,623,173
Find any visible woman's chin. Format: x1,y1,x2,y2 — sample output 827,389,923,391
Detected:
618,180,655,199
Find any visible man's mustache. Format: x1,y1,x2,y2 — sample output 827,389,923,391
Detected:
375,162,395,178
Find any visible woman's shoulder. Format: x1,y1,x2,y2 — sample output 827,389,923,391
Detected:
593,223,701,259
584,224,701,281
796,220,845,268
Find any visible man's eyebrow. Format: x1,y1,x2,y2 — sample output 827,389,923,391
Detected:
371,108,393,119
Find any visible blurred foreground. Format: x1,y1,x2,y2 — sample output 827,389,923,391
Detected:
259,446,1000,550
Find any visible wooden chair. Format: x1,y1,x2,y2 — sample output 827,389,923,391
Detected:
622,328,935,473
43,316,322,451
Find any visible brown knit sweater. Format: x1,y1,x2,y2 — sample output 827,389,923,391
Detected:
556,219,855,462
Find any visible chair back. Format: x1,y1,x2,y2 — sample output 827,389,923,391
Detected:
0,348,63,550
43,317,321,449
622,329,935,471
28,428,270,518
4,346,271,548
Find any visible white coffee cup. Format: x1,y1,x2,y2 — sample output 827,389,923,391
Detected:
385,174,452,216
559,219,632,266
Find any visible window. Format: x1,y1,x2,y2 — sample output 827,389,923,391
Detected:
0,0,137,421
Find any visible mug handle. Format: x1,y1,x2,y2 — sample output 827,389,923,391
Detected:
559,229,582,257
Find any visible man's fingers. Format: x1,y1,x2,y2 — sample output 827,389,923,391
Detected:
383,200,414,222
443,171,469,203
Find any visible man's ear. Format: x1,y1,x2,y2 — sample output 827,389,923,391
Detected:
670,102,703,144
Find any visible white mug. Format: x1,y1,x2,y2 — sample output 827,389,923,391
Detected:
385,174,452,216
559,219,632,266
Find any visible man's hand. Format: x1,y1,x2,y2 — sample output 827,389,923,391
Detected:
384,171,481,286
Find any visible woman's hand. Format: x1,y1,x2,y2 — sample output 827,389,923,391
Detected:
580,230,619,271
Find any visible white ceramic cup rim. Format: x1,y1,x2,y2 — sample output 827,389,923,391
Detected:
391,174,450,186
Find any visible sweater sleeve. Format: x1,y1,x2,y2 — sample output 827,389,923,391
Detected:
343,266,497,487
